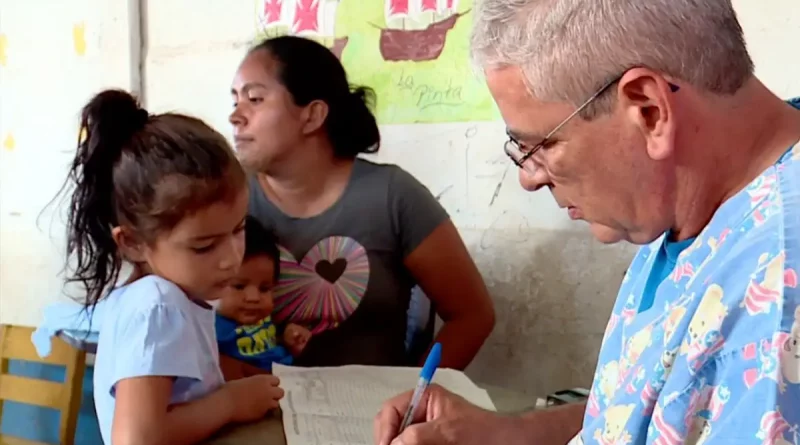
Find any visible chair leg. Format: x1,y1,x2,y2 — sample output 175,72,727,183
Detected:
59,352,87,445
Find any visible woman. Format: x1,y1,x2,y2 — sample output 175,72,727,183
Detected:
229,36,494,369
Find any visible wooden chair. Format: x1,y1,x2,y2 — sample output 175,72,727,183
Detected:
406,287,438,365
0,325,86,445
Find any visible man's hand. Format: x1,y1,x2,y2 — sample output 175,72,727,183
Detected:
373,384,525,445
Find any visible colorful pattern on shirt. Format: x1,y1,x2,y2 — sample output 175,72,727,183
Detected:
576,141,800,445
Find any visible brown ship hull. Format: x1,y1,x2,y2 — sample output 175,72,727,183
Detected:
379,11,467,62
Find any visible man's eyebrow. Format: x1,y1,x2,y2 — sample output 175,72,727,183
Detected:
507,128,545,144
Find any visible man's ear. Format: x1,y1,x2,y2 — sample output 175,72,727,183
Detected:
300,100,329,135
111,226,146,263
617,68,676,161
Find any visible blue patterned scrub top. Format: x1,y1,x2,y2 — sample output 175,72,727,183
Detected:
574,113,800,442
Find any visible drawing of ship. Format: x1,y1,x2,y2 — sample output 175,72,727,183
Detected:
380,0,467,62
258,0,349,59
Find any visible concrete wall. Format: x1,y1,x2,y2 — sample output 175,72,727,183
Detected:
2,0,799,405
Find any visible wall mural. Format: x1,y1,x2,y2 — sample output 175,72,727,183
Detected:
253,0,499,124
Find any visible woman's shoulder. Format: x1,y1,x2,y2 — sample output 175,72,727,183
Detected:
354,158,426,190
354,158,449,247
354,157,401,174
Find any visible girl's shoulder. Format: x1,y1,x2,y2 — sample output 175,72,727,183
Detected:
99,275,212,347
108,275,191,316
119,274,185,300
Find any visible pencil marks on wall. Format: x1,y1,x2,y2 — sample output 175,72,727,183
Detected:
488,165,509,207
374,121,566,238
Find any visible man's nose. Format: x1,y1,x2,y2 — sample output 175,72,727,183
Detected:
518,166,549,192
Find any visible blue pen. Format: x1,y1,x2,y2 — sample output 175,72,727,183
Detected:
398,342,442,433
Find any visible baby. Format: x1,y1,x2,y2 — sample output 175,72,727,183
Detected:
215,216,311,379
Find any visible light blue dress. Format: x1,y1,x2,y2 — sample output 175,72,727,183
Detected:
92,275,224,444
576,105,800,444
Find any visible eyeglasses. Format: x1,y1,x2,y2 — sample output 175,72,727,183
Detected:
504,73,680,174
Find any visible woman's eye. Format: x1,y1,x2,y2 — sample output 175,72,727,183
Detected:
248,97,263,104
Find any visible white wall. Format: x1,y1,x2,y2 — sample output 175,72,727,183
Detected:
1,0,798,396
0,0,137,322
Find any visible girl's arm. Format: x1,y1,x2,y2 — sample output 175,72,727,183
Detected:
219,353,270,380
241,362,271,377
112,376,234,445
112,373,282,445
103,283,282,445
219,353,247,381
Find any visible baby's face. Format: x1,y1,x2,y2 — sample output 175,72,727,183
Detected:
216,255,276,325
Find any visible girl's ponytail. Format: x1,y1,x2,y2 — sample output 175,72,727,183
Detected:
65,90,148,308
58,89,243,309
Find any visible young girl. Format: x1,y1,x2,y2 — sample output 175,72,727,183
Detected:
62,89,283,445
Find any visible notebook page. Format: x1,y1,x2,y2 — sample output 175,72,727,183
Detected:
274,364,496,445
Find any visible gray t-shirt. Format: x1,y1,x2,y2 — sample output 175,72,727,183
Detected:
248,158,449,366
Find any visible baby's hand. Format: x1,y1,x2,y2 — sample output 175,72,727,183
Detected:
283,323,312,356
223,374,284,423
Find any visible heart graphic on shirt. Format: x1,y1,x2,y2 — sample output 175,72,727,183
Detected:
273,236,370,334
315,258,347,283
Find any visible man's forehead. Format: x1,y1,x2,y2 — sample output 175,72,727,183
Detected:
484,65,531,103
485,66,558,142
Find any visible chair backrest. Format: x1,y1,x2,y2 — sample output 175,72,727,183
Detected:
406,287,437,365
0,324,86,445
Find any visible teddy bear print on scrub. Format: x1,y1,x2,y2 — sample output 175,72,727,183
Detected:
781,307,800,386
680,285,728,372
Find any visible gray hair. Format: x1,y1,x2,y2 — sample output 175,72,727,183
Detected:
471,0,754,116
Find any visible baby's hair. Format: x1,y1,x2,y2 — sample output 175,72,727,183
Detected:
60,89,245,309
243,216,280,279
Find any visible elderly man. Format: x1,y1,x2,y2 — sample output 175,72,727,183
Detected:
374,0,800,444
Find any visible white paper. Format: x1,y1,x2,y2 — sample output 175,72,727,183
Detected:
274,364,496,445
